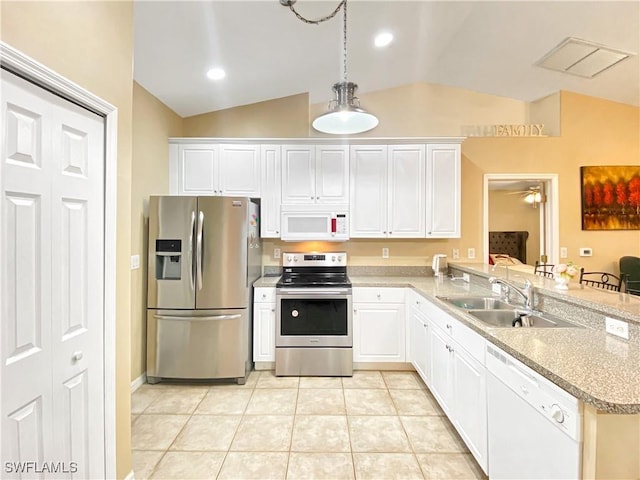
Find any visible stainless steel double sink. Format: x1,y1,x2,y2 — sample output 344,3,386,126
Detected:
437,296,581,329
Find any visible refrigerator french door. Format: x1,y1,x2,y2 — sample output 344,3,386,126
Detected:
146,196,261,384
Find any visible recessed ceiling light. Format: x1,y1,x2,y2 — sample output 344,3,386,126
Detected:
206,68,226,80
374,32,393,48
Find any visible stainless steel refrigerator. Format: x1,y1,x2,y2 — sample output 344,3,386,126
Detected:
146,196,261,384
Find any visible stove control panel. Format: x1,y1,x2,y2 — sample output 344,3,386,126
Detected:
282,252,347,267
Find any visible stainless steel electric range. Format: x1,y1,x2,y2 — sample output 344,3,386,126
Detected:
275,252,353,376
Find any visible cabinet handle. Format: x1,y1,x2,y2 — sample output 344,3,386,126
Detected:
383,231,387,234
72,351,83,362
276,230,279,234
415,300,420,304
310,196,314,200
446,324,452,330
377,294,381,299
354,309,357,314
271,309,275,313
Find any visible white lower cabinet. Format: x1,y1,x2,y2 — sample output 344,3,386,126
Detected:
428,309,488,473
353,288,405,362
407,290,431,386
253,287,276,362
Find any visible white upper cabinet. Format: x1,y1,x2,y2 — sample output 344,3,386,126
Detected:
350,144,425,238
175,144,218,195
349,145,388,237
260,145,281,238
281,145,349,205
426,144,461,237
218,144,261,197
171,143,260,196
388,145,426,237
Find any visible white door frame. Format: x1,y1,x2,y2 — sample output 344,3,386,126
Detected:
0,42,117,478
483,173,559,266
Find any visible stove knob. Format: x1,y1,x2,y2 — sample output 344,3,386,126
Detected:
338,255,344,262
293,257,298,262
332,256,336,262
550,404,565,423
287,255,293,263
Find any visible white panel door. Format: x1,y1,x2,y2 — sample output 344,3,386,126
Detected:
429,325,453,416
281,145,315,204
219,144,261,197
315,145,349,204
349,146,388,238
260,145,281,238
388,145,425,237
178,144,217,195
426,144,461,238
1,70,105,478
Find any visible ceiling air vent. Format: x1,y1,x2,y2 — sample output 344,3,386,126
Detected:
535,37,632,78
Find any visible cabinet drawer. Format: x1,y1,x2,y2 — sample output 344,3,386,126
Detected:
353,287,405,303
430,313,485,365
254,287,276,303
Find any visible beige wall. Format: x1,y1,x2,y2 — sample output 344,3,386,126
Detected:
1,2,135,478
488,190,541,265
183,93,310,137
184,85,639,273
131,82,183,382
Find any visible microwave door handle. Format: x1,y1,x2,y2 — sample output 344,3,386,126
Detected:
196,210,204,290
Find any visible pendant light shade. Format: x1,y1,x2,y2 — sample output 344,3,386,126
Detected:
312,82,379,134
282,0,378,135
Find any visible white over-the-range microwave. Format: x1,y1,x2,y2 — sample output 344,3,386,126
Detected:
280,205,349,241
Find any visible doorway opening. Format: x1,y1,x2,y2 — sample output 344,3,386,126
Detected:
483,174,559,266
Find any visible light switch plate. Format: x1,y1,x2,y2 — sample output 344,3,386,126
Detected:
382,247,389,259
467,248,475,259
273,248,281,259
452,248,460,259
579,247,592,257
560,247,568,258
130,254,140,270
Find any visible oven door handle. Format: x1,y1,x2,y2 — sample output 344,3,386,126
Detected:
277,289,351,295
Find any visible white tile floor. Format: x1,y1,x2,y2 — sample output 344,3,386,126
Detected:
131,370,487,479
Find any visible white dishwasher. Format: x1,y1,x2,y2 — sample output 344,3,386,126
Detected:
486,345,582,480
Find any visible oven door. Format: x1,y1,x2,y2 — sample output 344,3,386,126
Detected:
276,288,352,347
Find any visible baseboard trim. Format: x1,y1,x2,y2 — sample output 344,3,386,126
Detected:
123,469,135,480
130,373,147,393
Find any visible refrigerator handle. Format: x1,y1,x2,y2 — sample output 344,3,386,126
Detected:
196,210,204,290
190,210,196,291
154,314,242,322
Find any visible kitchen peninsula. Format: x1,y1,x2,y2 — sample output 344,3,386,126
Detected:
255,262,640,479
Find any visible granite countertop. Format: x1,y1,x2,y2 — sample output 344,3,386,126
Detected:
254,273,640,413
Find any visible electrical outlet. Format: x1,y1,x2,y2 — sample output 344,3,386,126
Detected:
382,247,389,259
130,254,140,270
605,317,629,340
467,248,475,259
462,273,470,283
492,283,502,294
452,248,460,260
560,247,568,258
579,247,592,257
273,248,281,259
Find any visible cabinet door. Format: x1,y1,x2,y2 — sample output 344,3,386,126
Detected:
410,305,430,386
178,144,218,195
281,145,315,204
452,344,487,472
315,145,349,204
353,302,405,362
429,325,453,415
218,144,261,197
426,144,460,238
253,302,276,362
388,145,425,237
260,145,281,238
349,145,388,238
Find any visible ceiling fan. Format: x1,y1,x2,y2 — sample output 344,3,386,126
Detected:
505,185,546,207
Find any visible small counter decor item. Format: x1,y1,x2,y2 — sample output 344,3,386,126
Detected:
554,262,579,290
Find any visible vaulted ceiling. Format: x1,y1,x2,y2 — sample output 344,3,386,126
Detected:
133,1,640,118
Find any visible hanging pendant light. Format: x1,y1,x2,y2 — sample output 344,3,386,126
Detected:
282,0,378,135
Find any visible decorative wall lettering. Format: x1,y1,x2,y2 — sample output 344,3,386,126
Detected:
461,124,545,137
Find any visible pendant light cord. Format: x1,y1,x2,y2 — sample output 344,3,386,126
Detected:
285,0,346,25
343,0,348,83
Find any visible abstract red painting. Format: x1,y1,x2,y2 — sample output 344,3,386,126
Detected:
581,165,640,230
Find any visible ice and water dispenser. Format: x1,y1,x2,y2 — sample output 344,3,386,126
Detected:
155,239,182,280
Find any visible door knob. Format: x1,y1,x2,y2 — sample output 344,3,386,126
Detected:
72,351,83,362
